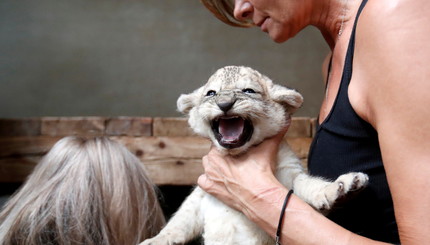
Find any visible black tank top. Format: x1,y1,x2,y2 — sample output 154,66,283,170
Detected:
308,0,399,243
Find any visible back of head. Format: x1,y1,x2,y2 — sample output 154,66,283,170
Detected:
0,136,165,245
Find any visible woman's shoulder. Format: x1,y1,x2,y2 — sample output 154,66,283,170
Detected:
355,0,430,64
351,0,430,125
359,0,429,31
355,0,430,81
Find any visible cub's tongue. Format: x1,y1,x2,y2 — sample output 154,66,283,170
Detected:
219,118,245,142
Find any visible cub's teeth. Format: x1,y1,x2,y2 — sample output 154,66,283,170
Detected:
218,116,240,120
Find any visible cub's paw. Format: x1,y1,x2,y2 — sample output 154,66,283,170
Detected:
310,192,332,211
313,172,368,212
335,172,369,194
139,233,185,245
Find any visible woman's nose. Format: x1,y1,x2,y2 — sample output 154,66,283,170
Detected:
233,0,253,22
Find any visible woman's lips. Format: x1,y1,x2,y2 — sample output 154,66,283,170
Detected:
257,17,269,32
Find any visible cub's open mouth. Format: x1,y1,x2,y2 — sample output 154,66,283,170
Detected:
211,116,253,149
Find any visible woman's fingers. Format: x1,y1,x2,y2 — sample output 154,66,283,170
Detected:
197,174,213,190
198,125,290,210
259,125,288,153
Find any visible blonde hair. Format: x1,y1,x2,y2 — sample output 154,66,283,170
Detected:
200,0,253,27
0,136,165,245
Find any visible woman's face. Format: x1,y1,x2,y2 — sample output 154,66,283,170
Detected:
233,0,303,43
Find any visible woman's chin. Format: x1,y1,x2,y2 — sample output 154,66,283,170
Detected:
269,32,289,43
267,27,294,43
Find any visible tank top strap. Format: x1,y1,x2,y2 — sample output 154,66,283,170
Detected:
343,0,368,85
320,0,371,134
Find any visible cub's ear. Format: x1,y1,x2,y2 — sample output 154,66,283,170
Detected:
269,84,304,114
177,87,203,115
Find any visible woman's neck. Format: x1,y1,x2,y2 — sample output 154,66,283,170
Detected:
309,0,360,49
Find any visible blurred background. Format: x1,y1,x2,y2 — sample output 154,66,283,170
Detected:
0,0,329,118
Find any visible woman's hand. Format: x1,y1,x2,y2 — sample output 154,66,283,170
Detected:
197,127,289,219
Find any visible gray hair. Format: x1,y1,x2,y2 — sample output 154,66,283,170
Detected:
0,136,165,245
200,0,253,27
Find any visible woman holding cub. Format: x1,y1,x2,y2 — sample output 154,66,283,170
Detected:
198,0,430,244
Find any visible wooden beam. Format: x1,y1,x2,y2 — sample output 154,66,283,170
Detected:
41,117,106,136
105,117,152,136
0,136,61,158
0,117,315,185
153,117,194,137
0,118,41,137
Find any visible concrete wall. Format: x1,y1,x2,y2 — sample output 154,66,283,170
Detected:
0,0,329,118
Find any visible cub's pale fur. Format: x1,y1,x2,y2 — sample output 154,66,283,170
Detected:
141,66,368,245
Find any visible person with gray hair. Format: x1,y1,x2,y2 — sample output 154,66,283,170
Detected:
0,136,165,245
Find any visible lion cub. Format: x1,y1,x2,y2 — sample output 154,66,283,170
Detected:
141,66,368,245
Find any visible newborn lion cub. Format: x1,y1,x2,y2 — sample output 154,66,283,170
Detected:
141,66,368,245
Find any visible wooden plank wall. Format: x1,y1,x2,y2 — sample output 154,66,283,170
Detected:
0,117,316,185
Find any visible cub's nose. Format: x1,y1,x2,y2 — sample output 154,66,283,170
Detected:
216,91,237,112
217,101,235,112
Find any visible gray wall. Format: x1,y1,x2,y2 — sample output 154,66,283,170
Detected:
0,0,329,118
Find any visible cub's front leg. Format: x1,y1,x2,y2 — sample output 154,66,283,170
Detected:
293,172,369,211
276,144,369,212
140,187,205,245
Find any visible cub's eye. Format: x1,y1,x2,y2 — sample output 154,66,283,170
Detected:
206,90,216,96
242,88,256,94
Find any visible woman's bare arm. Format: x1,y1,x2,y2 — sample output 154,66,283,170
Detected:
353,0,430,244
